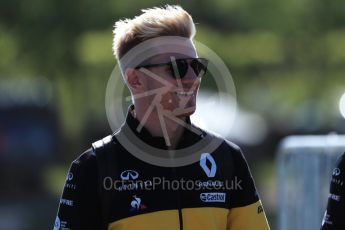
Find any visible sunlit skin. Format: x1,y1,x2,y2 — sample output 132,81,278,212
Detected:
125,39,201,148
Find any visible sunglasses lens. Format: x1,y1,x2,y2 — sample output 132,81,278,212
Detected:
170,59,188,79
191,59,208,77
178,60,189,78
136,58,208,79
170,58,208,79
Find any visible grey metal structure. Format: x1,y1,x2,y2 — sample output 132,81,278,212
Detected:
277,135,345,230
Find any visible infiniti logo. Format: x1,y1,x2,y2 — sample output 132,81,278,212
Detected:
120,170,139,180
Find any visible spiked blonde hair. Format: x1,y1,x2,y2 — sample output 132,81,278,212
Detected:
112,5,196,61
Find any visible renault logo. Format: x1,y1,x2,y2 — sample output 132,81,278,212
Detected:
120,170,139,180
200,153,217,178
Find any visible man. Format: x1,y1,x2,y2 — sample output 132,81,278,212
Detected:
54,5,270,230
321,153,345,229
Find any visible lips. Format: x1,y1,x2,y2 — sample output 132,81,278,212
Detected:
175,91,195,96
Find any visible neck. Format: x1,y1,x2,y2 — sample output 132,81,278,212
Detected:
133,106,187,148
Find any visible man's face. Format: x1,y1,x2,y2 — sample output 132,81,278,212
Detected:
136,39,202,118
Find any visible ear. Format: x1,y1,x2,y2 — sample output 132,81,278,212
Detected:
125,68,144,92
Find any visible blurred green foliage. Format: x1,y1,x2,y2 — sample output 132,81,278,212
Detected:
2,1,345,227
1,0,345,140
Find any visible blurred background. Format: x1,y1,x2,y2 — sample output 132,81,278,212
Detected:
1,0,345,229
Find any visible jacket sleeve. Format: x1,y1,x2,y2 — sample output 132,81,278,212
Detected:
53,149,102,230
227,147,270,230
321,153,345,229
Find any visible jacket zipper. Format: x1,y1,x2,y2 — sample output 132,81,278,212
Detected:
171,165,183,230
178,208,183,230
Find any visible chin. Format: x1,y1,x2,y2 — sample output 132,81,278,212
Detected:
173,105,196,118
179,111,195,118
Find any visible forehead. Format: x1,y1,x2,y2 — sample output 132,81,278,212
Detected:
145,39,197,63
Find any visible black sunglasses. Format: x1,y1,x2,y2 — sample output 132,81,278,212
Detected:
135,58,208,79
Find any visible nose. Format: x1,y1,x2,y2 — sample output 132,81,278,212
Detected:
182,64,199,81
